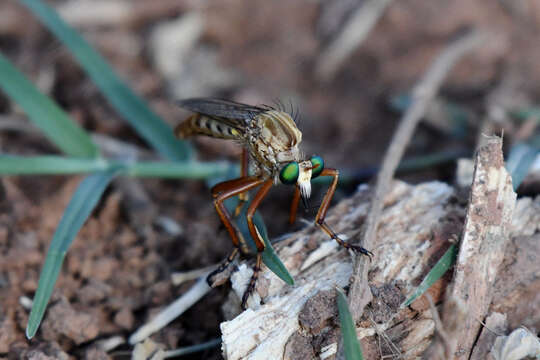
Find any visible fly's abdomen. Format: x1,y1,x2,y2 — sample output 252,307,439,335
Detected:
175,114,243,140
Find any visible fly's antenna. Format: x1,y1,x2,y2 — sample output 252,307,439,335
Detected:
292,101,301,125
288,99,297,123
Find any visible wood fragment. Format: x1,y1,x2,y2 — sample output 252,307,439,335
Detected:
426,137,516,359
491,328,540,360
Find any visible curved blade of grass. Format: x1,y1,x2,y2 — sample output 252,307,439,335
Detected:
225,197,294,285
0,155,109,174
26,168,122,339
0,53,98,158
20,0,191,161
403,243,458,307
337,288,364,360
506,142,539,191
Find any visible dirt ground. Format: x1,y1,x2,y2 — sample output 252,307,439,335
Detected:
0,0,539,359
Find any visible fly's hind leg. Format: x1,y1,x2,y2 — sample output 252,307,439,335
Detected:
208,176,264,290
241,253,262,307
234,149,250,217
240,179,273,309
207,248,239,287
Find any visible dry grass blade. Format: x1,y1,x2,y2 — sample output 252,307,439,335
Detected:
315,0,394,81
347,29,490,322
129,276,211,345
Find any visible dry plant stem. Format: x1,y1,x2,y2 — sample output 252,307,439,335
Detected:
0,115,41,134
426,137,516,359
347,29,489,322
425,293,451,358
171,264,218,285
91,133,155,160
129,275,211,344
58,0,190,27
315,0,393,81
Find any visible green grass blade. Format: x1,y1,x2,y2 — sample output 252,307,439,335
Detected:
26,168,121,339
0,155,234,180
337,288,364,360
261,229,294,286
506,142,539,190
0,155,109,175
128,161,232,179
0,53,98,158
20,0,191,161
225,197,294,285
403,244,458,307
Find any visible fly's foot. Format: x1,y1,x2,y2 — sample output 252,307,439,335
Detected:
240,254,262,309
333,235,373,261
207,248,239,287
347,244,374,261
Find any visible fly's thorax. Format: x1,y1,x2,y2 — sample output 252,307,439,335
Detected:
257,110,302,153
248,110,303,176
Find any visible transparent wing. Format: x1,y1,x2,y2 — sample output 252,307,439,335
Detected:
176,98,267,126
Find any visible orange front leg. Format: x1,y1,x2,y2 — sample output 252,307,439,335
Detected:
288,185,301,225
315,168,373,259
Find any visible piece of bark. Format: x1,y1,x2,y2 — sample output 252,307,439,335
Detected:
491,328,540,360
426,137,516,359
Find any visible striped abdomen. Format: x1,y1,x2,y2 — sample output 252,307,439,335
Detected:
175,114,243,140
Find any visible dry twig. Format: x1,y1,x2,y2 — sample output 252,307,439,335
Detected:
315,0,393,81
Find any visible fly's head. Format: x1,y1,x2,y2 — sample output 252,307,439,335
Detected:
279,155,325,206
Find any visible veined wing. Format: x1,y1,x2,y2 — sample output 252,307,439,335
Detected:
176,98,267,140
176,98,267,125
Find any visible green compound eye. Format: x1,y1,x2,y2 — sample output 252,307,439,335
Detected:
310,155,324,178
279,162,299,185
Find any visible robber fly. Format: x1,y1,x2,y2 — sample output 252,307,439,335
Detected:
175,98,372,309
